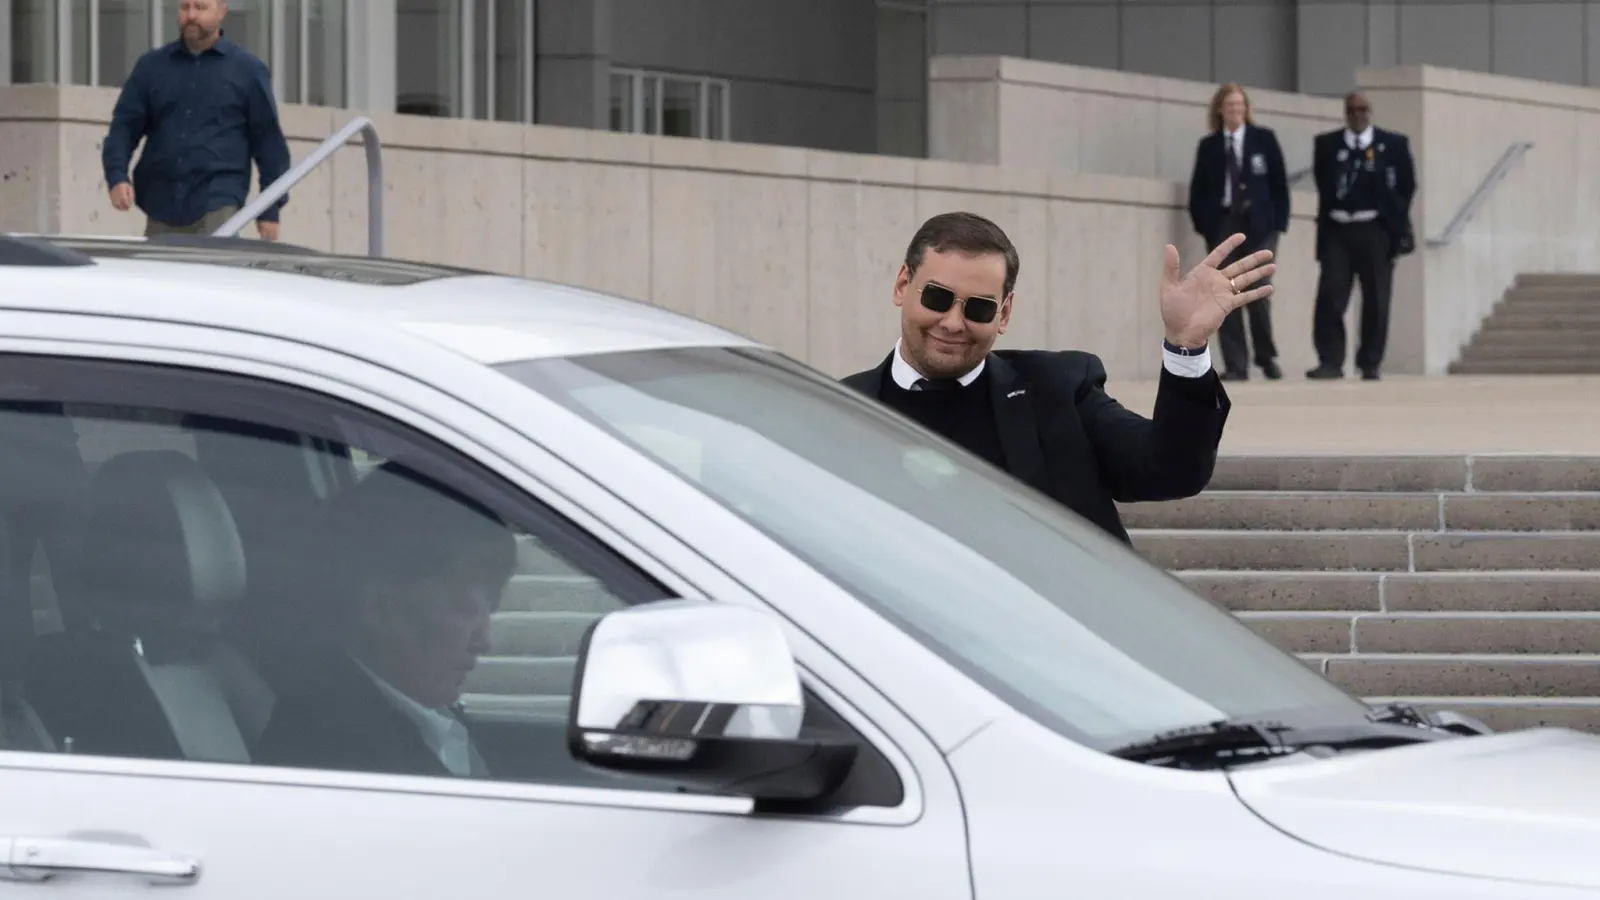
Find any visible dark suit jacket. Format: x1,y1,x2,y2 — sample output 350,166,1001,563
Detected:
1188,124,1290,245
841,350,1230,543
253,652,484,779
1312,127,1417,261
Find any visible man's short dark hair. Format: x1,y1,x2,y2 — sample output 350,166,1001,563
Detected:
904,212,1021,298
330,461,519,617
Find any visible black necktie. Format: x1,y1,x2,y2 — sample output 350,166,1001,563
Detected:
1225,134,1244,214
913,377,961,392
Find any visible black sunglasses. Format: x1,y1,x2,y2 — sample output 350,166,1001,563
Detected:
920,282,1001,324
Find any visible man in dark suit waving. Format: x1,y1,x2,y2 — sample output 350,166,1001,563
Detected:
842,212,1275,544
1187,82,1289,381
1307,91,1417,381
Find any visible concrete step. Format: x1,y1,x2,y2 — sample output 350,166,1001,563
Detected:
1496,295,1600,315
1364,697,1600,733
1491,305,1600,322
1121,491,1600,532
1465,330,1600,352
1450,358,1600,375
1483,317,1600,334
1456,342,1600,362
515,535,587,577
1239,611,1600,655
1209,455,1468,492
1315,653,1600,698
1182,571,1600,612
1515,273,1600,289
501,573,622,614
1134,529,1600,571
1207,455,1600,492
464,654,577,696
490,610,601,656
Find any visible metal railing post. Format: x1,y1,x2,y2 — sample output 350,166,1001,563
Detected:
213,116,386,257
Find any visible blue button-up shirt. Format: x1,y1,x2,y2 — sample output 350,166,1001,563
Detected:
102,37,292,227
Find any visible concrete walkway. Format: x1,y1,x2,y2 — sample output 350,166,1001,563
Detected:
1103,375,1600,455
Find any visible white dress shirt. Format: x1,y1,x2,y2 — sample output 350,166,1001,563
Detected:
1345,125,1375,151
892,337,1209,384
357,659,475,777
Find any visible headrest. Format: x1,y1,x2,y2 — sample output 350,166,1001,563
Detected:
78,451,246,623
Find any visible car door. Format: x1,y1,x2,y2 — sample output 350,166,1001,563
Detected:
0,324,972,899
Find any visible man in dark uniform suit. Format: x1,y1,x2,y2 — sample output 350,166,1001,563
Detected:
1307,91,1417,381
1187,82,1290,381
842,212,1276,544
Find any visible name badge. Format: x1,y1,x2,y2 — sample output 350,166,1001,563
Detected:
1250,153,1267,175
1386,166,1397,189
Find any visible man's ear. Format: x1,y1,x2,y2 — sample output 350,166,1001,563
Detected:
997,292,1015,334
892,264,912,308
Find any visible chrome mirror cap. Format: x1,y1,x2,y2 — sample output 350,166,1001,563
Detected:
572,599,803,739
567,600,857,803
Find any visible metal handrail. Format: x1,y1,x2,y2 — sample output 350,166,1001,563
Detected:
1287,165,1312,187
214,116,385,257
1427,141,1533,248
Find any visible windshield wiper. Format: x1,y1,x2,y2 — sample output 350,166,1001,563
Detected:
1367,702,1495,737
1110,718,1448,770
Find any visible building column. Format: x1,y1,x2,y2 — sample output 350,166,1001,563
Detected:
536,0,609,129
0,0,13,86
347,0,396,114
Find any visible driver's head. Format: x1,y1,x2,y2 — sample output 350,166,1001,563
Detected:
333,462,518,708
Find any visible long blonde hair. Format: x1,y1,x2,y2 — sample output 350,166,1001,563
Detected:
1208,82,1254,133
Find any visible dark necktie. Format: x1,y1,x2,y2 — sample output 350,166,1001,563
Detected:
913,377,962,392
1225,134,1244,215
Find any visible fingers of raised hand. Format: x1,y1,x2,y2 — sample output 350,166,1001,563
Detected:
1230,282,1274,310
1222,247,1274,279
1201,233,1247,270
1229,262,1277,292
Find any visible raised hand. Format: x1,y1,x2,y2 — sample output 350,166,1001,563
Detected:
1159,233,1276,348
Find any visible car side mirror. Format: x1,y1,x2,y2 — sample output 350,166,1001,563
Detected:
567,600,858,803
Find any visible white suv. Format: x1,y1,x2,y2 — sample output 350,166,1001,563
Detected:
0,232,1595,899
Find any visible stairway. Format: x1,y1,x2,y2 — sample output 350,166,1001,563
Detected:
1451,274,1600,374
1123,454,1600,733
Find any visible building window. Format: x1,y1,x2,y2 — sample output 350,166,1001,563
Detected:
396,0,533,122
10,0,59,83
282,0,346,107
609,68,730,141
95,0,154,87
395,0,457,117
8,0,347,106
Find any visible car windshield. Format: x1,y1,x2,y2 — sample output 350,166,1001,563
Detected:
498,346,1373,751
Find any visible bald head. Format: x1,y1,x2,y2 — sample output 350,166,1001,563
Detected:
1344,92,1372,133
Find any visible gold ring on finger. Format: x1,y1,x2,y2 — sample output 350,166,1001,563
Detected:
1229,276,1238,294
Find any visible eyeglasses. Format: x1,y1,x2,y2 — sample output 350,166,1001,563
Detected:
919,282,1001,324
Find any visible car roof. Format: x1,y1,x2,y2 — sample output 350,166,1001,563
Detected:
0,233,762,365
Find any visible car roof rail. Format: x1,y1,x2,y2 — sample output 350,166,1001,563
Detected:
144,233,323,255
0,234,95,268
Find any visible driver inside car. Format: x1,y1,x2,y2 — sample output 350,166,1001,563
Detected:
253,462,517,779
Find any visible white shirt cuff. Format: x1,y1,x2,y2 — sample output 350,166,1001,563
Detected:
1162,345,1213,379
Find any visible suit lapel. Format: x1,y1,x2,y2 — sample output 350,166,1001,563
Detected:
984,355,1045,488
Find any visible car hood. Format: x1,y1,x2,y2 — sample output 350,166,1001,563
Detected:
1228,727,1600,890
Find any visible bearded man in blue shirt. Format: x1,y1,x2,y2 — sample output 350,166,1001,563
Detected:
102,0,291,241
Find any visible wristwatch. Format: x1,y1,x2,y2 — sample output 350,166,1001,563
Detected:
1163,339,1206,356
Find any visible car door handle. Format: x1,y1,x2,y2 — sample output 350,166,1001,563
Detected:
3,836,201,885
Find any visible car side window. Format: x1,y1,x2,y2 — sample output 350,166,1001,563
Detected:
0,359,677,794
0,354,904,809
